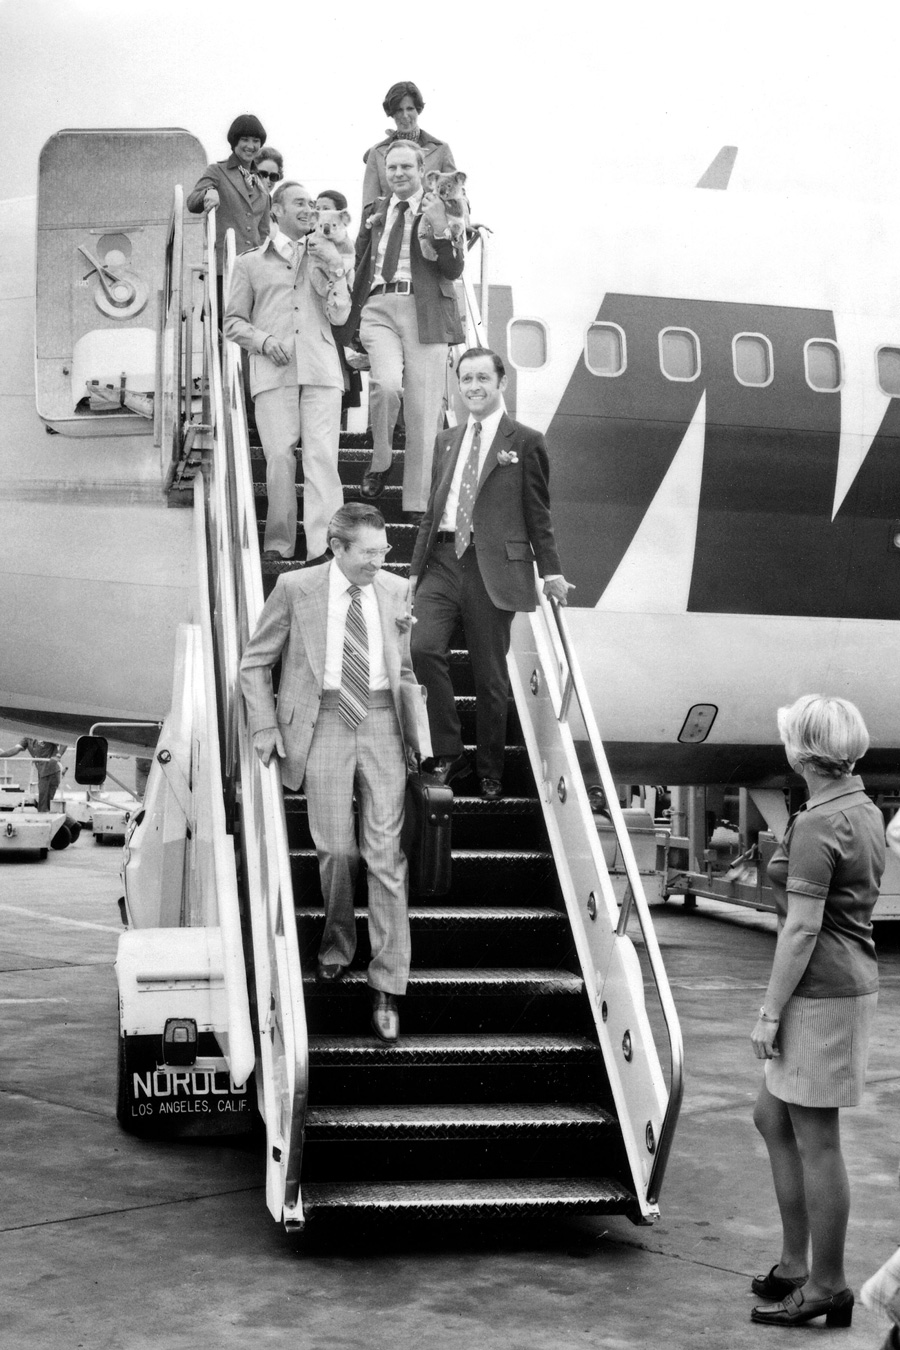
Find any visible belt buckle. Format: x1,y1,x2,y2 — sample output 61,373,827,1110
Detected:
396,279,411,295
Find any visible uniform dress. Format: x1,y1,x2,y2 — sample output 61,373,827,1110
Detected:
764,774,884,1106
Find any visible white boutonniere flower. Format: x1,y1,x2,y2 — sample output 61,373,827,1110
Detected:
496,449,519,466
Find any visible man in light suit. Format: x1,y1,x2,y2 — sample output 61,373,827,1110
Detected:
410,348,574,800
240,503,429,1041
338,139,465,514
225,181,350,563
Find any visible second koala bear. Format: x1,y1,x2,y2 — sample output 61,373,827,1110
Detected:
306,208,355,298
418,170,469,262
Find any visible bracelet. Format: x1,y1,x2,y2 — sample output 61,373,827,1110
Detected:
758,1007,780,1023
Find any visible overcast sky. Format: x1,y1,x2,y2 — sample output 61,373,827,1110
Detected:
4,0,900,225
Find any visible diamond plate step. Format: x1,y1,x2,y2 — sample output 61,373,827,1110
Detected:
305,1101,614,1139
302,968,588,1036
305,1033,608,1106
301,1176,637,1219
296,904,571,967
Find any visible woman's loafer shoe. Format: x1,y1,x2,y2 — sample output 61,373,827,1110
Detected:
751,1265,808,1300
751,1286,854,1327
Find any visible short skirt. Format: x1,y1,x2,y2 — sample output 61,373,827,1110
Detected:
765,991,878,1107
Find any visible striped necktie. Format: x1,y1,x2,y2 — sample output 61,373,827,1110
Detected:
338,584,369,728
455,421,482,559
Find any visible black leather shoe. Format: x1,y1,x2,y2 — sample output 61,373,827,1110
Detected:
480,777,503,800
360,468,390,499
427,753,470,786
317,961,347,982
751,1286,854,1327
371,990,399,1042
751,1265,807,1300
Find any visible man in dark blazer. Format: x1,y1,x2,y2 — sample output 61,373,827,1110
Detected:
410,348,574,800
339,140,465,515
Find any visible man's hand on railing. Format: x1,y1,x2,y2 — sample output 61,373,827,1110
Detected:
543,575,576,606
203,189,220,212
253,728,286,767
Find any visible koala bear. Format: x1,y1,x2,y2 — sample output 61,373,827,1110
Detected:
417,169,469,261
306,208,355,297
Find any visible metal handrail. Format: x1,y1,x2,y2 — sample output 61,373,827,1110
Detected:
538,589,684,1203
159,186,185,467
191,477,256,1086
221,229,309,1228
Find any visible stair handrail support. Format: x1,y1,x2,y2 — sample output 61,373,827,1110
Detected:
159,186,186,471
189,478,256,1087
508,580,684,1213
221,229,309,1229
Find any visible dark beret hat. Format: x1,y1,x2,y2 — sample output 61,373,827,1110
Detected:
382,82,424,116
227,113,267,148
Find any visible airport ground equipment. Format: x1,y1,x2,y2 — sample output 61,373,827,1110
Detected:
104,170,683,1229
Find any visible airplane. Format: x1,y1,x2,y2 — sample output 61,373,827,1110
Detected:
3,133,899,791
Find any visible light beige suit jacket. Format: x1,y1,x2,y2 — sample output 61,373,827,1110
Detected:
240,563,431,790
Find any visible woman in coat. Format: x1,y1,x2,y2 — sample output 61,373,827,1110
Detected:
361,81,455,212
187,113,271,281
749,694,884,1329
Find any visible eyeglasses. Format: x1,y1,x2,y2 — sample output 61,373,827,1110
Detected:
355,545,392,561
257,170,281,182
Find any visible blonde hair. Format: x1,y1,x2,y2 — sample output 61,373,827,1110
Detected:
776,694,870,778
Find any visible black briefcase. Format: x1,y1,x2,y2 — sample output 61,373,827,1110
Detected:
402,770,453,896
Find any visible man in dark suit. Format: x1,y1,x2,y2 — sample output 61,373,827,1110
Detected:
240,503,431,1041
410,348,574,800
339,140,465,514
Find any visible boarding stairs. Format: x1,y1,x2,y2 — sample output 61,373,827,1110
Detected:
169,198,682,1230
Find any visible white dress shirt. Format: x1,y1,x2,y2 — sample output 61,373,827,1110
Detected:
373,188,424,288
323,562,389,691
439,406,506,532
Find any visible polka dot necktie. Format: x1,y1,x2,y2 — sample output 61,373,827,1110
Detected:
338,585,369,729
381,200,409,284
455,422,482,559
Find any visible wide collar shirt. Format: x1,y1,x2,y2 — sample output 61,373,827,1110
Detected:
373,187,423,289
323,562,389,692
271,227,304,267
439,405,506,532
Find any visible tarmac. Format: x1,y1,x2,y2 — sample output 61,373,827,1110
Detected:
2,837,899,1350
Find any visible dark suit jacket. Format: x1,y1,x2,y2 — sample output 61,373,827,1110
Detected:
336,194,465,348
240,563,430,790
410,414,563,612
187,154,271,274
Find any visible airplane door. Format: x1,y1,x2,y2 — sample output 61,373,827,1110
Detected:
35,128,207,436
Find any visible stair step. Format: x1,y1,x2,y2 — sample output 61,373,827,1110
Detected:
303,968,582,995
301,1175,636,1218
296,904,570,967
305,1101,614,1139
308,1032,601,1065
305,1033,606,1106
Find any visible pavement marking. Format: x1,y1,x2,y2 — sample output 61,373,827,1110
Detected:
0,996,69,1004
0,903,121,934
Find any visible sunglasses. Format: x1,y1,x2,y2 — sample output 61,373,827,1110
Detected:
257,170,281,182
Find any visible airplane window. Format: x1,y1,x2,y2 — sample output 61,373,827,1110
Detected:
733,333,773,387
585,323,626,376
876,346,900,397
804,339,842,392
659,328,700,381
508,319,548,370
